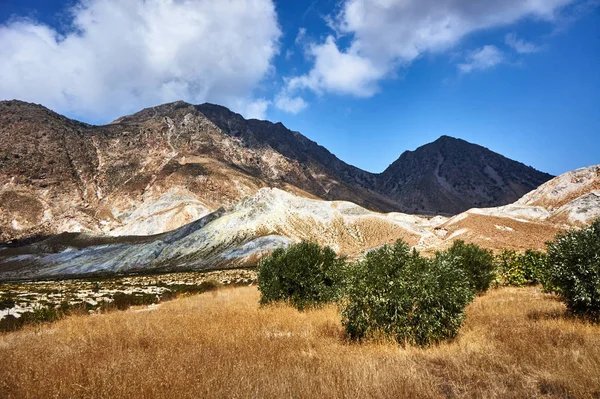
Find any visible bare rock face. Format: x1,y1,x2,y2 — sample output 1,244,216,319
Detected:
0,100,553,241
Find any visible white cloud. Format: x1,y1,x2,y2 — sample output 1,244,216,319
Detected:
274,93,308,114
457,45,505,73
505,33,541,53
284,0,574,98
295,27,307,45
233,98,272,120
0,0,281,122
287,36,385,97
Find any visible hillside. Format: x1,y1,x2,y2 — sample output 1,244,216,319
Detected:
435,165,600,250
0,164,597,281
0,100,393,242
0,188,439,280
0,100,553,241
377,136,553,214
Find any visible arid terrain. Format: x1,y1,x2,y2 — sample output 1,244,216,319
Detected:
1,285,599,398
0,0,598,398
0,101,597,398
0,269,256,324
1,164,598,281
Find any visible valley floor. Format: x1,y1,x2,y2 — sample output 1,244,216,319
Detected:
1,286,599,398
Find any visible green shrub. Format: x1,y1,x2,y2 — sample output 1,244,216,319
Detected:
342,240,475,346
446,240,496,293
0,292,16,311
111,292,159,311
546,218,600,320
520,249,550,286
495,250,528,287
257,241,346,311
493,249,550,287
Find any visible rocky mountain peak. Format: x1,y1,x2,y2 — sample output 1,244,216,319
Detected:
378,135,554,214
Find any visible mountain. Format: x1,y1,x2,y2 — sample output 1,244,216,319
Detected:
377,136,554,214
0,100,552,242
1,164,597,281
0,100,393,242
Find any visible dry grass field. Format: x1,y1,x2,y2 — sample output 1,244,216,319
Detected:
1,285,600,398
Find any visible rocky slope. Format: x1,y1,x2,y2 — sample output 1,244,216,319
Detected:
0,165,597,280
0,100,392,242
0,188,442,280
378,136,554,214
435,165,600,250
1,100,552,242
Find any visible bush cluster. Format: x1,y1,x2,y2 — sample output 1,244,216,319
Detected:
257,241,346,310
257,218,600,346
545,218,600,320
342,241,475,346
258,240,478,346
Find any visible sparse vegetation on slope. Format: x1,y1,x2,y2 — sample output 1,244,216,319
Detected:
0,269,256,332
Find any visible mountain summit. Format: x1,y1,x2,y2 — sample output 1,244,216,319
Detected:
0,100,552,241
377,135,553,214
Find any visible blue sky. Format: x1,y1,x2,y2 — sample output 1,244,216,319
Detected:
0,0,598,176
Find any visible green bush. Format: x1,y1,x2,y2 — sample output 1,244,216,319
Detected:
342,240,475,346
495,250,528,287
493,249,550,287
520,249,550,286
257,241,346,311
446,240,496,293
546,218,600,320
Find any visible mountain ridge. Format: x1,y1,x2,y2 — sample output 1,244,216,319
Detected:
0,99,553,241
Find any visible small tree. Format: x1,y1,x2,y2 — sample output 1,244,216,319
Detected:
257,241,346,311
342,240,475,346
546,218,600,320
446,240,496,293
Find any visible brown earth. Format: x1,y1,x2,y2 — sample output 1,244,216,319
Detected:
437,213,561,252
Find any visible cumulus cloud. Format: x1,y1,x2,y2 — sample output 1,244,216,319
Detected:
0,0,281,122
505,33,541,53
282,0,574,101
287,36,385,97
457,46,505,73
274,93,308,114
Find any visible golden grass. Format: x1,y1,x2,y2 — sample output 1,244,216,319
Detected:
1,286,600,398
